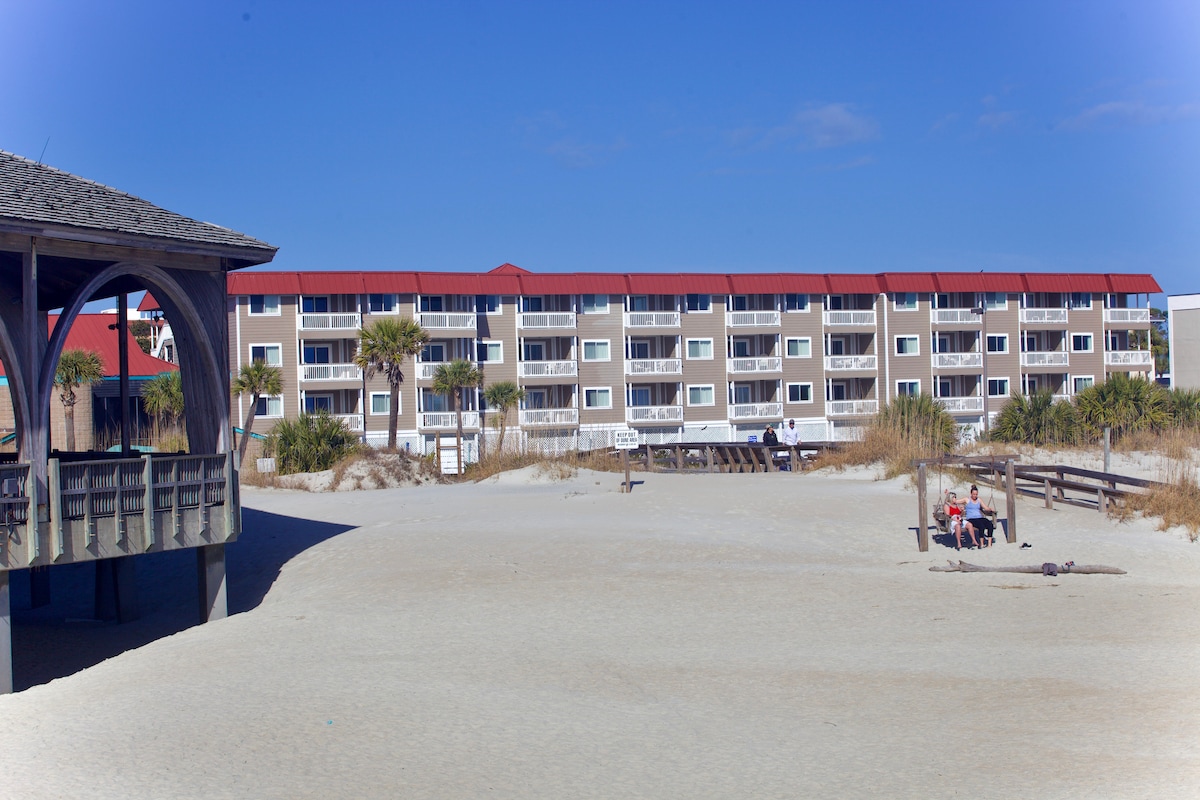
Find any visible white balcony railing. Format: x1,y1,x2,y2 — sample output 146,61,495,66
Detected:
824,355,877,371
1020,308,1069,325
931,309,982,325
827,399,878,416
417,312,477,331
518,312,576,329
419,412,480,430
625,358,683,376
932,352,983,369
1105,350,1154,367
299,312,360,332
1104,308,1151,324
823,310,877,326
1020,352,1070,368
519,408,579,427
726,311,781,327
301,363,362,381
729,402,783,420
727,356,782,374
623,311,681,328
626,405,684,423
417,362,445,380
333,413,364,432
937,396,985,413
519,360,579,378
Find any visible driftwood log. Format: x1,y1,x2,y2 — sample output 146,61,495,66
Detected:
930,561,1126,575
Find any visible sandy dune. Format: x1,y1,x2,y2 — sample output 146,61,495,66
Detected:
0,467,1197,799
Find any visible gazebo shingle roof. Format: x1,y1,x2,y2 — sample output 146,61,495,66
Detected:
0,150,276,256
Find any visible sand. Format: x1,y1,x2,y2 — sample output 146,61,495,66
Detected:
0,466,1197,799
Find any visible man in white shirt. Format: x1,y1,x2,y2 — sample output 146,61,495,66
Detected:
779,419,801,470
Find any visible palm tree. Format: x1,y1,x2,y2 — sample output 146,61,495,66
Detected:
141,370,184,440
432,359,483,473
55,348,104,451
482,380,524,457
354,317,429,449
1074,373,1168,440
231,360,283,467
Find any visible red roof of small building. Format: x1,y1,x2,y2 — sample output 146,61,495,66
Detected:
0,314,177,379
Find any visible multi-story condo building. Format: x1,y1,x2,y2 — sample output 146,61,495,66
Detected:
208,264,1160,455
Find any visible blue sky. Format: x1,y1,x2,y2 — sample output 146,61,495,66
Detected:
2,1,1197,297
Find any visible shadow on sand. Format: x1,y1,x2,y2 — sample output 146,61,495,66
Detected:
10,507,355,691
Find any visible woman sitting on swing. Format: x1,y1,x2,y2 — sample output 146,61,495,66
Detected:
943,491,978,550
963,485,997,547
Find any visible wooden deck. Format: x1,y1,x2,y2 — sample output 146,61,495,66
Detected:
627,442,839,474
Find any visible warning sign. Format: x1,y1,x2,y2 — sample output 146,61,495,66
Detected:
614,429,639,450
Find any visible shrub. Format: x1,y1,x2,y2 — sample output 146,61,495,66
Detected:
992,389,1080,446
823,394,958,478
1073,373,1168,441
1166,387,1200,428
264,411,360,475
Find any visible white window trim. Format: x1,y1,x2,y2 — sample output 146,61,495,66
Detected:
893,293,919,311
304,393,334,412
477,340,504,364
786,382,814,404
583,386,613,410
367,293,400,315
256,395,284,418
581,294,610,314
249,343,284,367
687,384,716,407
1072,375,1095,393
475,295,502,315
895,335,920,356
784,293,810,313
686,338,714,360
369,391,394,415
582,339,611,362
988,378,1010,398
1070,333,1094,353
247,294,281,317
1070,293,1093,310
896,379,921,397
685,294,712,313
986,334,1009,354
785,337,812,359
983,292,1008,311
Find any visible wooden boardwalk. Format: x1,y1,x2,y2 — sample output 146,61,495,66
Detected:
628,442,839,474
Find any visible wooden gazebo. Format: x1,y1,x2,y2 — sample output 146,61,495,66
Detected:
0,150,277,692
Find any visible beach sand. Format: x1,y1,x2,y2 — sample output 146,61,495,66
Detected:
0,466,1197,799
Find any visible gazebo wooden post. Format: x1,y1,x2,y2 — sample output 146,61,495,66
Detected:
917,463,929,552
1005,458,1017,543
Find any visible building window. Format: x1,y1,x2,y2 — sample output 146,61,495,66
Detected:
255,395,283,417
784,293,809,312
370,392,392,415
584,387,612,409
685,294,711,312
786,337,812,358
893,293,918,311
522,296,544,313
304,394,333,413
475,295,500,314
897,380,919,396
986,334,1008,354
248,295,280,316
301,296,329,313
581,294,609,313
1069,292,1092,310
787,383,813,403
895,335,920,356
1071,334,1094,353
582,340,610,361
368,293,397,313
421,343,446,362
420,296,444,312
731,295,749,311
687,385,715,406
303,345,331,364
250,344,282,366
686,338,713,359
983,292,1007,311
1073,376,1095,393
988,378,1009,397
522,341,545,361
476,341,503,362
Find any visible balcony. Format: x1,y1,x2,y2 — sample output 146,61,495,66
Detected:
931,309,981,325
1020,308,1069,325
933,352,983,369
726,311,781,327
519,408,579,427
938,396,985,413
519,360,579,379
824,355,877,372
301,363,362,381
417,312,477,331
625,358,683,376
729,402,783,420
1105,350,1154,367
333,413,364,432
419,411,480,430
518,312,576,329
1104,308,1151,324
728,356,782,374
1021,351,1070,368
624,311,680,328
299,312,360,332
827,399,878,416
823,310,876,326
626,405,684,424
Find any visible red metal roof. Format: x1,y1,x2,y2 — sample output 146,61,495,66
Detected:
138,292,160,312
626,274,687,294
563,273,630,294
417,273,482,295
43,314,177,378
361,272,419,293
477,273,523,294
978,273,1025,293
826,274,882,294
1023,273,1073,293
488,263,531,275
1107,274,1161,293
728,274,785,294
933,274,984,293
679,274,734,293
879,273,938,293
778,274,830,293
300,272,364,295
228,272,302,294
517,273,589,295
